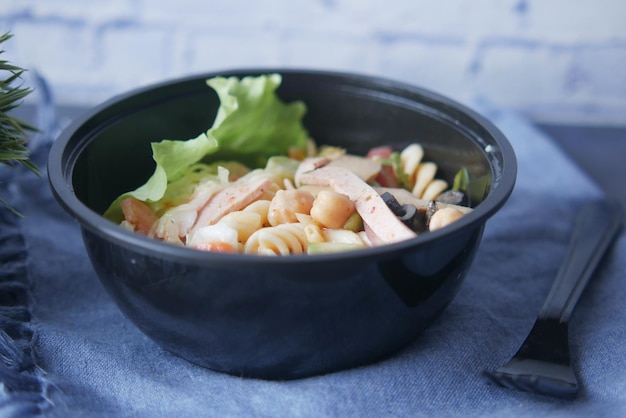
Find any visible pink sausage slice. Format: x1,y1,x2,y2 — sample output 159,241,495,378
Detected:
296,166,416,244
193,177,274,229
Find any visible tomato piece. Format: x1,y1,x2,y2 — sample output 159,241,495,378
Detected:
120,197,158,235
367,146,400,187
374,165,400,188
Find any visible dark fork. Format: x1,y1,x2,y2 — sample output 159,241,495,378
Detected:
483,199,623,399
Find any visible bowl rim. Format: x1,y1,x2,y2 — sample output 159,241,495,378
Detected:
47,68,517,267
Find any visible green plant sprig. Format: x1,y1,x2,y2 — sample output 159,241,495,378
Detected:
0,32,39,216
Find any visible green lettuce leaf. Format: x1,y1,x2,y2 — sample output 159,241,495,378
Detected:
104,73,308,222
206,74,308,166
103,132,218,222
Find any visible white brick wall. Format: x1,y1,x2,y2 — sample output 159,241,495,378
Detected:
2,0,625,125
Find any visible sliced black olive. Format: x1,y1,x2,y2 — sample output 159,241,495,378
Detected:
381,192,426,232
381,192,405,216
399,204,427,232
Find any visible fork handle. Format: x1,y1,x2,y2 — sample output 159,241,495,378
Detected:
538,199,623,323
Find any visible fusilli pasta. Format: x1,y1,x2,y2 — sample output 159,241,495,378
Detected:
245,223,309,255
400,144,448,200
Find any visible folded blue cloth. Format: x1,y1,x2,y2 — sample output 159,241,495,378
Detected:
1,102,624,417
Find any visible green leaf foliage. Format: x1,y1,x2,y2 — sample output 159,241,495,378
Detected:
0,32,39,216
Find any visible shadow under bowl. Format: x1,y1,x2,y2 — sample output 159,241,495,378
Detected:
48,69,516,380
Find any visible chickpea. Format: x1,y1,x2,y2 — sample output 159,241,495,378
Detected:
267,189,315,226
429,207,464,231
310,190,355,229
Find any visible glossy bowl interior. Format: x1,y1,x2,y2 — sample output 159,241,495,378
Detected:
48,69,516,379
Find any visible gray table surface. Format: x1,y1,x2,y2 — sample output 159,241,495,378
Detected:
536,124,626,211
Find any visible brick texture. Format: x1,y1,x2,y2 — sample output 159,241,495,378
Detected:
2,0,625,124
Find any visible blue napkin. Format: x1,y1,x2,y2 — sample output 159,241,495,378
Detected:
1,102,624,417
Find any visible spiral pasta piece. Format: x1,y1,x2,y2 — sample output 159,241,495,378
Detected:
400,144,449,200
411,162,436,197
421,179,448,201
244,223,308,255
400,143,424,179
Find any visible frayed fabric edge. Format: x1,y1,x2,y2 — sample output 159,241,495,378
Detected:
0,209,56,417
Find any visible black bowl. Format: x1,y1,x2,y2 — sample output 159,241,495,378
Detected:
48,69,516,380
